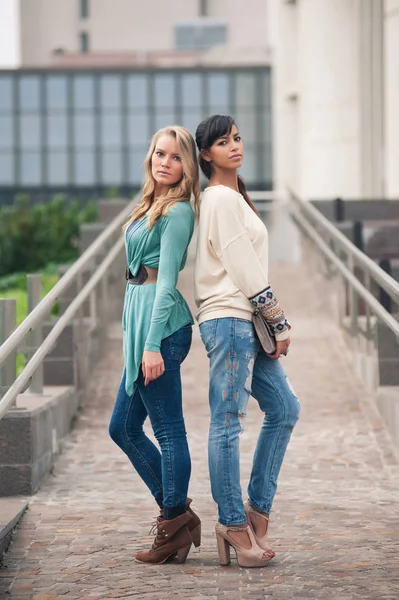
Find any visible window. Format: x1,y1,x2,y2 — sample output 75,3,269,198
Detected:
0,76,13,111
20,152,42,185
100,76,121,110
74,114,95,147
181,74,202,108
154,75,175,109
235,74,257,108
0,153,14,184
46,76,67,110
101,151,123,184
19,76,40,110
128,149,145,185
73,75,94,109
20,115,41,149
199,0,208,16
80,32,89,53
207,73,230,113
127,75,148,109
175,21,227,50
47,152,69,185
74,151,95,184
200,0,208,16
128,114,149,146
100,114,122,146
80,0,89,19
0,116,14,148
0,67,271,192
46,115,68,148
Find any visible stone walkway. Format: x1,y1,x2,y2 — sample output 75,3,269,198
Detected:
1,262,399,600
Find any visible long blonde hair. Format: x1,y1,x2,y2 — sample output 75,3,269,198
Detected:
123,126,200,231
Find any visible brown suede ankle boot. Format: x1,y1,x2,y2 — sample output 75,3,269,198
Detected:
186,498,201,548
160,498,201,548
135,511,193,564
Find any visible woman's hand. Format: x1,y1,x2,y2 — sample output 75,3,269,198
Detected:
142,350,165,386
267,337,290,360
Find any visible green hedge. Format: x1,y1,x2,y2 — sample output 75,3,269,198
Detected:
0,194,97,278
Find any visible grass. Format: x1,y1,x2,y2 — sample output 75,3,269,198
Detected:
0,267,61,375
0,272,59,325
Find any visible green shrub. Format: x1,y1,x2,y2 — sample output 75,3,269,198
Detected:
104,186,120,199
0,194,97,277
0,268,60,376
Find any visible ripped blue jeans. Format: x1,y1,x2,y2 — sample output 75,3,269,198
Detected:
199,317,300,526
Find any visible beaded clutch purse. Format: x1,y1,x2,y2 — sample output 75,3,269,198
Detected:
252,309,277,355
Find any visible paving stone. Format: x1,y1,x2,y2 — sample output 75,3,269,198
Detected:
1,262,399,599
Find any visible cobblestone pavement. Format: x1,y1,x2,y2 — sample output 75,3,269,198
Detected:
2,261,399,600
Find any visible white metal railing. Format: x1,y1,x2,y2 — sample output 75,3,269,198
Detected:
290,190,399,341
0,197,137,421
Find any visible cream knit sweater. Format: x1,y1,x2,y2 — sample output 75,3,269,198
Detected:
194,185,288,342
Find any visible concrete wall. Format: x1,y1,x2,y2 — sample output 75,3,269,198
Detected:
19,0,269,66
20,0,78,66
272,0,386,200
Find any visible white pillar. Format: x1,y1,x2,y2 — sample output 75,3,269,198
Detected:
358,0,384,198
297,0,361,199
272,0,300,195
272,0,384,200
384,0,399,198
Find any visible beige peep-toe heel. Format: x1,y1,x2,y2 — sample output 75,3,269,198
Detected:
244,500,275,557
215,523,273,568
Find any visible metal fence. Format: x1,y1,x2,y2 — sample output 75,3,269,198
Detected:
0,197,136,421
290,190,399,343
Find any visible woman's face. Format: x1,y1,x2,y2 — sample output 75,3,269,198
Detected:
202,124,244,170
151,134,184,190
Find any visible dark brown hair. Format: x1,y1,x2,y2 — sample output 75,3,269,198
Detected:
195,114,259,215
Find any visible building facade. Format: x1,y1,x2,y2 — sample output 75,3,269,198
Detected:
0,67,272,202
272,0,399,200
19,0,270,66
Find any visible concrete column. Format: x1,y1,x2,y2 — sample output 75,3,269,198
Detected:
272,0,385,200
272,0,300,195
296,0,361,199
358,0,384,198
384,0,399,198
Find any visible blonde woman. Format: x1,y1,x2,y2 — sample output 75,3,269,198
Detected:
109,126,201,565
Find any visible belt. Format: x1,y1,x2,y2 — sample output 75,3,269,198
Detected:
125,265,158,285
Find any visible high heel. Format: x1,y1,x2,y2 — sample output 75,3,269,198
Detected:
176,543,192,564
215,523,272,568
191,524,201,548
186,498,202,548
244,500,275,556
216,531,231,565
135,511,193,564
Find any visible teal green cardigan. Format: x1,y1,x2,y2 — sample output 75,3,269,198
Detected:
122,201,194,395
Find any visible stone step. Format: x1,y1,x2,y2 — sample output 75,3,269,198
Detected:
0,497,29,564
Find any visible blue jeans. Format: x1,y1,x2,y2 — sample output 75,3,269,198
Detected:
109,323,192,519
199,317,300,526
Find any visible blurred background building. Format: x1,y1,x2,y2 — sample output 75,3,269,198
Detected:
1,0,399,204
0,0,272,203
272,0,399,201
19,0,270,67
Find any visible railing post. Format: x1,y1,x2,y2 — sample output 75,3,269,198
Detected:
101,272,109,322
90,289,97,328
0,299,17,401
353,221,364,251
347,254,359,334
27,274,43,394
334,197,345,222
379,259,392,314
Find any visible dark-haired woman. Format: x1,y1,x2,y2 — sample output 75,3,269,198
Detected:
194,115,300,568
